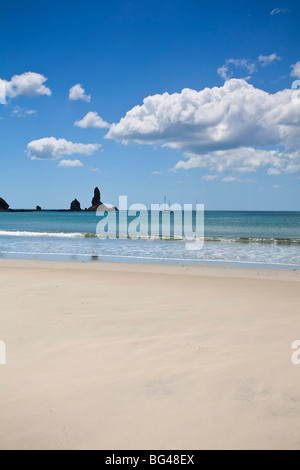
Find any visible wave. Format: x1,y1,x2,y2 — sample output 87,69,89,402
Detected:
1,250,299,267
0,230,299,246
204,237,300,246
0,230,85,238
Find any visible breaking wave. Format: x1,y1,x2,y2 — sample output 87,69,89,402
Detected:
0,230,300,246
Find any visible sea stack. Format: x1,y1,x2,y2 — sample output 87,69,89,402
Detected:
70,199,82,211
88,187,118,212
92,187,101,207
0,198,9,211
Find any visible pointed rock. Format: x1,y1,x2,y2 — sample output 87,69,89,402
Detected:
70,199,82,211
92,187,101,207
88,187,118,211
0,198,9,211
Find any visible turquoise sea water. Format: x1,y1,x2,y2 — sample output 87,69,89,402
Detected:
0,211,300,268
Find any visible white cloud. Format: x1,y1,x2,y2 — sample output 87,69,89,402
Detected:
218,54,282,83
222,176,256,183
12,106,37,117
175,148,300,176
258,53,281,66
291,62,300,79
217,65,230,81
69,84,91,102
222,176,239,183
202,175,217,181
58,159,84,168
1,72,51,99
174,148,286,174
152,170,163,175
75,111,109,129
270,8,289,15
217,59,256,81
106,79,300,176
267,168,281,175
27,137,101,160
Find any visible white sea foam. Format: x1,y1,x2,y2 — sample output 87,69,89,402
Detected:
0,250,298,267
0,230,84,238
1,230,299,246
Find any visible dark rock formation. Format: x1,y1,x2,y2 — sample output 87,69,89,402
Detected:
88,187,102,211
0,198,9,211
36,206,42,211
92,187,101,207
70,199,82,211
88,187,118,212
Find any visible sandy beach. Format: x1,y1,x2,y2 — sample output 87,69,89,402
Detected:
0,259,300,450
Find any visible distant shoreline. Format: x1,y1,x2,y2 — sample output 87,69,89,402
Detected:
0,209,84,213
0,188,118,213
1,209,300,213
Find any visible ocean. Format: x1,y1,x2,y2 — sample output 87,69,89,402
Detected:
0,210,300,268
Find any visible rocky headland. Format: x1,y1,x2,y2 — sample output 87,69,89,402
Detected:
0,188,118,212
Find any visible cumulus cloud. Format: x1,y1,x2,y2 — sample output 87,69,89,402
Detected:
106,79,300,176
69,84,91,102
152,170,163,175
0,72,51,99
270,8,289,15
291,62,300,79
174,148,287,174
258,53,281,66
176,148,300,175
27,137,101,160
217,59,256,80
58,159,84,168
12,106,37,117
74,111,109,129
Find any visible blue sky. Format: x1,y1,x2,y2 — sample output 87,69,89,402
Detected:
0,0,300,210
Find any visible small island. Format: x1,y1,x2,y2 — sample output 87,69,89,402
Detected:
0,187,118,213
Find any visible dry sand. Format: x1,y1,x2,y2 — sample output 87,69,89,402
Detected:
0,259,300,450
